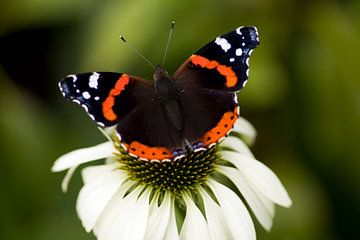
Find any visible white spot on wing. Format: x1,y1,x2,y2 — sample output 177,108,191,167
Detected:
97,122,105,127
194,147,206,152
89,72,100,89
233,93,238,104
129,153,138,158
72,99,80,104
236,26,244,35
82,91,91,99
235,48,243,56
236,105,240,115
243,80,248,87
58,82,66,97
215,37,231,52
230,58,235,62
208,143,217,148
174,155,185,161
94,96,100,101
68,74,77,82
116,132,122,141
81,104,88,112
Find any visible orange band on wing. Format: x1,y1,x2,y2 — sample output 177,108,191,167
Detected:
190,55,238,88
102,74,130,121
200,107,239,147
128,141,174,160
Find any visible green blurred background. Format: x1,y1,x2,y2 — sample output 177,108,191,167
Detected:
0,0,359,239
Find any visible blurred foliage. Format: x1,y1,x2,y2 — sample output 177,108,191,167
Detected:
0,0,359,239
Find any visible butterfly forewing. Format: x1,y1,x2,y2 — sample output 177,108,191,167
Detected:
174,26,259,92
59,72,152,127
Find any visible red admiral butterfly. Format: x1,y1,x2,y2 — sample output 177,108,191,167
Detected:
59,26,259,162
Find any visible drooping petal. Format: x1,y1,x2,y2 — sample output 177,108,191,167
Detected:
180,194,210,240
76,164,127,232
221,150,292,207
233,117,257,145
163,197,179,240
52,142,114,172
218,166,274,231
220,135,254,158
208,179,256,240
95,185,151,240
199,188,233,240
61,165,77,193
97,126,114,142
144,192,171,240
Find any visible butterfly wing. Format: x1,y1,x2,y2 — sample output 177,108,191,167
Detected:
59,72,151,127
177,89,239,149
59,72,182,161
173,26,259,150
173,26,259,92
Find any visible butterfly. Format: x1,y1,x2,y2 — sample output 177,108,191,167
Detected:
59,26,259,162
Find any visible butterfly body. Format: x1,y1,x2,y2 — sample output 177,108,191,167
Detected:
59,26,259,161
153,65,183,131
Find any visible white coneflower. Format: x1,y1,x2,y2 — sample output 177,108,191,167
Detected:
52,117,291,240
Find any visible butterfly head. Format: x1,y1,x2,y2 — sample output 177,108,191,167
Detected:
153,64,170,81
153,64,176,102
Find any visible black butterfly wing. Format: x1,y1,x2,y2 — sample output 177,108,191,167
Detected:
172,26,259,149
59,72,137,127
173,26,259,92
59,72,181,161
177,88,239,149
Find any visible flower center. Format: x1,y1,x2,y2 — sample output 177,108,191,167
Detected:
113,139,220,194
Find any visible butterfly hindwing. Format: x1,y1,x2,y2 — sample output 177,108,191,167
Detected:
177,89,239,149
174,26,259,92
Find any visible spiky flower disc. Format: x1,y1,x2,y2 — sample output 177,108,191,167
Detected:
115,142,220,194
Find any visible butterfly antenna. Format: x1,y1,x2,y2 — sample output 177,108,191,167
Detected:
120,36,155,70
162,21,175,68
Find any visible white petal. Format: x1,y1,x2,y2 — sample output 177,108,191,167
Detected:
180,194,210,240
144,192,171,240
52,142,114,172
233,117,257,145
81,162,120,184
97,126,113,142
221,150,292,207
219,166,274,231
199,188,233,240
163,197,179,240
208,179,256,240
61,165,77,193
76,166,127,232
220,135,254,157
95,185,150,240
